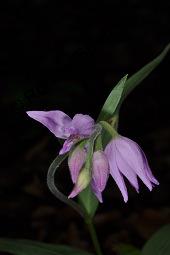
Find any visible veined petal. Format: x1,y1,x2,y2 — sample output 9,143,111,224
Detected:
115,148,139,192
105,141,128,203
26,110,71,139
92,151,109,192
91,179,103,203
68,147,87,183
115,136,153,191
140,147,159,185
71,114,95,136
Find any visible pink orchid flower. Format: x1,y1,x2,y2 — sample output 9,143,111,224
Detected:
27,110,159,202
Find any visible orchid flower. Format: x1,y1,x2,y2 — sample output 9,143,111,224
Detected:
104,135,159,202
27,110,159,203
26,111,95,154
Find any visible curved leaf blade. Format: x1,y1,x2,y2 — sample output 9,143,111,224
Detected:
122,43,170,102
142,224,170,255
0,238,93,255
97,43,170,121
114,244,141,255
97,75,128,121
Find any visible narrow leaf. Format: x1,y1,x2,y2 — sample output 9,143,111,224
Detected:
0,238,93,255
142,224,170,255
97,43,170,121
121,43,170,103
97,75,127,121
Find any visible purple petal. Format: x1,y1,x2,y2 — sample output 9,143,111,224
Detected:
105,141,128,203
71,114,95,136
68,184,82,199
139,148,159,185
115,136,153,191
59,139,75,155
115,148,139,192
91,179,103,203
68,147,87,183
26,110,71,139
92,151,109,192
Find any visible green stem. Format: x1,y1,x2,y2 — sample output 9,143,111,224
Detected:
100,120,118,138
85,218,103,255
110,114,119,130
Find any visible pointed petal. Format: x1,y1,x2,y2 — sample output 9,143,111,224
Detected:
59,139,75,155
68,147,87,183
68,184,82,198
115,136,153,191
105,141,128,203
92,151,109,192
26,110,71,139
91,179,103,203
115,148,139,192
140,148,159,185
71,114,95,136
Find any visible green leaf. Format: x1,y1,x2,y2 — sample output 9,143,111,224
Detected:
97,75,128,121
121,43,170,103
142,224,170,255
0,238,93,255
97,43,170,121
114,244,141,255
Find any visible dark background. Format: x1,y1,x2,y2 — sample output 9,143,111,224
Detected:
0,1,170,254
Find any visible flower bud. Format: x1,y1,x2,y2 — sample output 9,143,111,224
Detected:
68,146,87,183
68,167,91,198
92,151,109,192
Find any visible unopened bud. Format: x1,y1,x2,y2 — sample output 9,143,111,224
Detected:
92,151,109,192
68,168,91,199
68,146,86,183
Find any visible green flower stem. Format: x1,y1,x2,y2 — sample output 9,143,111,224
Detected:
95,134,103,151
109,114,119,130
85,217,103,255
100,120,118,138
